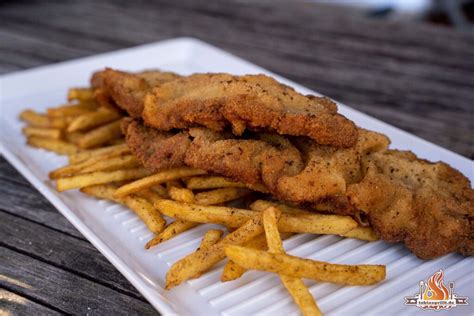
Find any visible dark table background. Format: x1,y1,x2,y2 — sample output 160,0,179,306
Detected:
1,0,473,314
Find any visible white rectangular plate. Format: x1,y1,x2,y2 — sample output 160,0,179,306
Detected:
1,38,473,316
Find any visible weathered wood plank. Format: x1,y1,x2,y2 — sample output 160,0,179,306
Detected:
3,1,473,75
1,0,473,76
0,157,83,238
0,209,144,299
0,288,61,316
0,0,472,157
0,247,157,315
0,0,472,86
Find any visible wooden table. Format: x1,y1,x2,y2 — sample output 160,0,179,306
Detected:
1,1,473,314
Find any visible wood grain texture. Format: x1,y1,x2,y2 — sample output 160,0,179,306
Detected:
0,210,143,298
0,157,82,238
0,0,473,314
0,247,157,315
0,288,61,316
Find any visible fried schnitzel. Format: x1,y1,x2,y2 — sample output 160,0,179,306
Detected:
94,69,357,147
98,69,357,147
122,118,190,171
122,119,473,259
142,73,358,147
347,150,474,259
91,68,181,118
88,68,474,259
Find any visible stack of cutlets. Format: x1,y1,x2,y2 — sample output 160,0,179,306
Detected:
92,68,474,259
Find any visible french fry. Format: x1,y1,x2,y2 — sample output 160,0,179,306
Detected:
193,229,224,279
122,195,165,234
263,207,321,316
68,143,129,164
114,167,206,198
50,146,132,179
221,234,267,282
166,213,265,289
50,156,98,179
225,246,386,286
168,186,195,203
77,119,123,149
67,107,122,132
155,199,253,227
20,110,69,129
221,259,247,282
22,127,62,139
262,207,283,251
20,110,49,127
83,183,158,199
56,168,152,191
64,131,84,144
145,220,199,249
67,88,94,101
198,229,223,251
194,188,252,205
251,200,379,241
185,176,248,190
27,136,79,155
81,155,139,173
277,210,359,235
279,278,321,316
342,226,379,241
47,102,97,117
81,184,165,234
154,200,358,235
132,187,169,203
151,184,169,198
244,234,270,249
134,189,163,204
80,183,118,199
250,200,310,215
221,233,296,282
185,176,268,192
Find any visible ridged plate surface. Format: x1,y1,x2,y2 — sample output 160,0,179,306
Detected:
1,38,472,315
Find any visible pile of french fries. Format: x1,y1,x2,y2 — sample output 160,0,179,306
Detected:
20,87,386,316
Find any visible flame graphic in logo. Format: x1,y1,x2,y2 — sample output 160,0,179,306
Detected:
422,270,450,301
405,269,469,311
